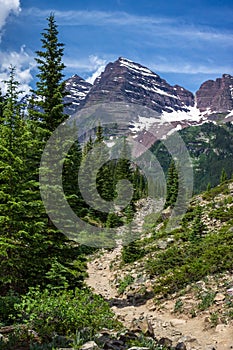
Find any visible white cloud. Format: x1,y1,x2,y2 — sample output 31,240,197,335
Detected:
149,61,233,75
0,46,35,96
24,7,233,46
86,56,106,84
0,0,21,40
24,8,172,27
65,55,106,82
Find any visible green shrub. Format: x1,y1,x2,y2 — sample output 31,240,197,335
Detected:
149,226,233,296
209,206,233,221
0,291,21,325
121,241,144,264
14,287,121,341
198,291,216,311
202,182,230,200
118,274,134,295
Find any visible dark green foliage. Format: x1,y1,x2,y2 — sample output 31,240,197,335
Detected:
220,168,227,183
133,166,147,200
81,132,145,227
62,125,85,218
189,205,206,241
0,23,88,295
0,291,20,325
122,240,144,263
32,14,67,132
14,287,121,340
165,160,178,208
151,122,233,194
106,212,123,228
147,225,233,296
209,206,233,222
202,181,230,200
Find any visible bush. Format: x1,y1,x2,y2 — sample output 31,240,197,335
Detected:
209,206,233,222
0,291,20,325
148,226,233,296
14,287,121,341
121,241,144,264
118,274,134,295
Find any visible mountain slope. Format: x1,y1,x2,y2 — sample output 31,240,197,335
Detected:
87,179,233,350
151,122,233,193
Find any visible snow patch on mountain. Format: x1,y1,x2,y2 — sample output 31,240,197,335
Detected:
129,105,205,134
119,57,158,78
161,106,203,123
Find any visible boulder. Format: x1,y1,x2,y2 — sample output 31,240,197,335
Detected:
80,341,99,350
158,337,173,348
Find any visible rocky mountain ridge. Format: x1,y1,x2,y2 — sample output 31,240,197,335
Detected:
81,57,194,114
65,57,233,126
64,74,92,115
196,73,233,115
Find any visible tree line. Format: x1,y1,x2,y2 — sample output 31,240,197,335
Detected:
0,14,147,295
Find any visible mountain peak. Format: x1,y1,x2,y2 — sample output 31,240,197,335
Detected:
63,74,92,115
116,57,158,78
196,73,233,113
81,57,194,115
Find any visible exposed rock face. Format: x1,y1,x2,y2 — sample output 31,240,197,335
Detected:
82,57,194,114
196,74,233,113
64,74,92,115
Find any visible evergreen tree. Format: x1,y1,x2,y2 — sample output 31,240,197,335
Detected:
133,166,147,200
62,131,85,218
220,168,227,183
82,136,93,159
190,205,206,241
114,138,133,208
0,68,44,293
122,239,142,264
106,211,122,228
32,13,67,132
0,17,88,294
165,160,179,208
0,88,4,120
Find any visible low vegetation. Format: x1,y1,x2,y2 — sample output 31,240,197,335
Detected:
119,180,233,323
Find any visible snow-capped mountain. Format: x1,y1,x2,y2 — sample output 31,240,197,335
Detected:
64,74,92,115
63,57,233,151
82,57,194,114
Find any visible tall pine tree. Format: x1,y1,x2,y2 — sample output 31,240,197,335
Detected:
165,160,179,208
32,13,67,132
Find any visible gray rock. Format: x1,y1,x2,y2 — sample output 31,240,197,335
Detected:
127,347,149,350
158,337,173,348
80,341,99,350
175,342,187,350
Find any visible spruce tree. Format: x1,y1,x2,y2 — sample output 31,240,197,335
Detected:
32,13,67,132
165,160,179,208
220,168,227,183
62,123,85,218
0,88,4,120
114,138,133,208
190,205,206,241
0,67,45,293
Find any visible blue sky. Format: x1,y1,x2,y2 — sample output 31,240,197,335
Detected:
0,0,232,94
